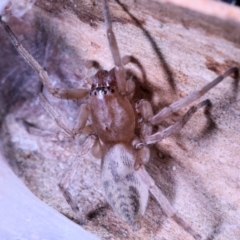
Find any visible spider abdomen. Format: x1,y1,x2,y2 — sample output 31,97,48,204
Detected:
101,144,149,228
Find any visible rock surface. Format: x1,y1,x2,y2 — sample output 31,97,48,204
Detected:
0,0,240,240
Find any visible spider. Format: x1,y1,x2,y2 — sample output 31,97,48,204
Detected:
0,0,238,239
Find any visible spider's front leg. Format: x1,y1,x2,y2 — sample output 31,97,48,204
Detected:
101,0,136,95
0,18,89,100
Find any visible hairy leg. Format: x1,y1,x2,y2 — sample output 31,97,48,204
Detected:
39,90,90,137
58,135,97,224
101,0,126,94
149,67,238,125
145,99,210,145
0,18,89,99
138,167,202,240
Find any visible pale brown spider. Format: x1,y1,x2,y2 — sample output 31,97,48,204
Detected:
0,1,238,239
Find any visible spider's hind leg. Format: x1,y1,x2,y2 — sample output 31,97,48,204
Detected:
58,136,97,224
138,168,202,240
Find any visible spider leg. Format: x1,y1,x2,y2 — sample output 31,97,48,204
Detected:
135,99,203,238
39,87,90,137
0,18,89,99
133,100,153,169
59,135,97,224
138,168,202,240
145,99,209,145
134,145,150,170
25,123,72,141
121,55,136,97
136,99,154,139
135,98,209,163
149,67,238,125
101,0,127,94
